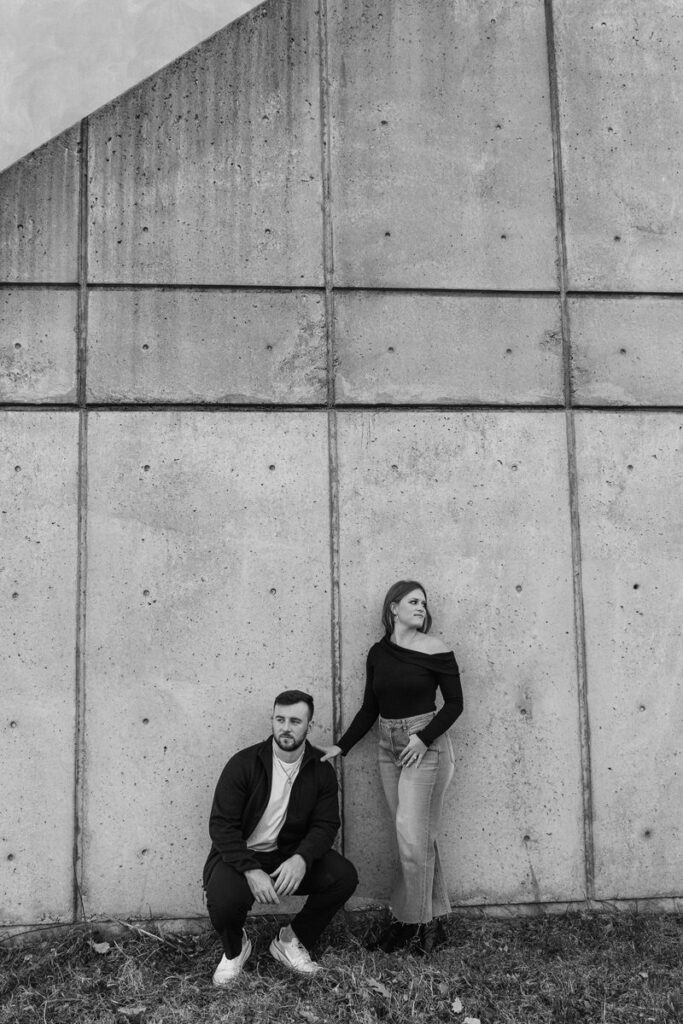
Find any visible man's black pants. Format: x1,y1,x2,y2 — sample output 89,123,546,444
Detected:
205,849,358,958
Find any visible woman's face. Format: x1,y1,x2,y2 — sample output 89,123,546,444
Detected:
391,588,427,630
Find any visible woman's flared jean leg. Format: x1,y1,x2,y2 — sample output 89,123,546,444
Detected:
378,720,454,924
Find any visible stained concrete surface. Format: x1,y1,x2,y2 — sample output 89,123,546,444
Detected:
329,0,557,289
576,412,683,898
337,411,585,906
0,288,78,402
87,288,327,403
335,293,563,405
82,412,333,917
556,0,683,291
0,127,80,283
570,297,683,406
88,1,323,286
0,412,79,924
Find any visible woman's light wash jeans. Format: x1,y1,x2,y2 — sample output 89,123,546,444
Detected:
378,711,455,924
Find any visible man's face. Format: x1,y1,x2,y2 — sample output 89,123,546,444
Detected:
271,701,311,753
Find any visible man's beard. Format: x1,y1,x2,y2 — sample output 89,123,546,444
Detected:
273,731,306,753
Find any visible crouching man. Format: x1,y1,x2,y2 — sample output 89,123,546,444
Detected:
203,690,358,986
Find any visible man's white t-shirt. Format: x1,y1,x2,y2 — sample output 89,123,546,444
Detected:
246,746,305,852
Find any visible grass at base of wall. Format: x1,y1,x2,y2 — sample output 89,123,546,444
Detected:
1,911,681,1024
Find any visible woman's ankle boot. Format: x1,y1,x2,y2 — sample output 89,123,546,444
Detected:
415,918,445,956
368,920,418,952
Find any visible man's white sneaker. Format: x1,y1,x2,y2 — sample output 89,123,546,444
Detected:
212,930,252,987
269,928,322,976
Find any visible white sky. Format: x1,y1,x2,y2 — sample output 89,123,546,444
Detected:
0,0,261,171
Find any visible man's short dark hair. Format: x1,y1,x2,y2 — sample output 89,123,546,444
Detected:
273,690,314,720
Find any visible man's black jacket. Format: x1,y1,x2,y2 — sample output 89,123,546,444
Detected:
203,737,340,884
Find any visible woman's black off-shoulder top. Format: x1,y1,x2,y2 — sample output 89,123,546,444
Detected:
337,635,463,753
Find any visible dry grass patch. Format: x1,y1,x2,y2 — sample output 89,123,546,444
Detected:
1,911,681,1023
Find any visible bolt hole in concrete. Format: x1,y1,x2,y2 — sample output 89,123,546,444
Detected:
633,583,640,590
515,585,523,592
12,592,19,599
385,231,391,237
14,343,21,350
7,854,14,861
142,718,149,725
627,464,634,470
511,464,518,471
520,709,527,716
388,346,395,353
391,464,398,471
266,344,273,350
269,464,275,471
270,588,277,596
644,830,652,838
143,589,150,597
639,706,646,712
620,347,627,354
143,465,150,472
142,344,149,350
506,348,513,355
523,835,531,843
10,721,17,728
14,466,21,472
614,235,621,242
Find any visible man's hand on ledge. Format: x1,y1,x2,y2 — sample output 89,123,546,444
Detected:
270,854,306,896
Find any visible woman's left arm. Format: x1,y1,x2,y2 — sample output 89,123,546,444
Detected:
415,654,464,750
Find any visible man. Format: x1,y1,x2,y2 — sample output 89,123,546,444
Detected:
203,689,358,986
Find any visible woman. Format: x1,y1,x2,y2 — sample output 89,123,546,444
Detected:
321,580,463,955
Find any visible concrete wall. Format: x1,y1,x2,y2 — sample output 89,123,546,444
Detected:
1,0,681,932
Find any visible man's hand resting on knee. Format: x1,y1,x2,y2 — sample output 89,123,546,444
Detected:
244,868,280,904
270,854,306,896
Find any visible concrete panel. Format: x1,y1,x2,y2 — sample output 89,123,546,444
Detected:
337,411,584,906
0,412,79,925
329,0,557,289
570,297,683,407
335,293,563,404
0,289,78,402
84,411,332,918
0,127,80,283
576,413,683,898
87,289,327,403
88,2,323,285
555,1,683,291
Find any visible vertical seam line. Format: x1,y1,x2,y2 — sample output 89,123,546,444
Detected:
73,116,89,923
318,0,345,853
545,0,595,901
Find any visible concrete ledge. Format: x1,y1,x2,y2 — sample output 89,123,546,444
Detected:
4,897,683,947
